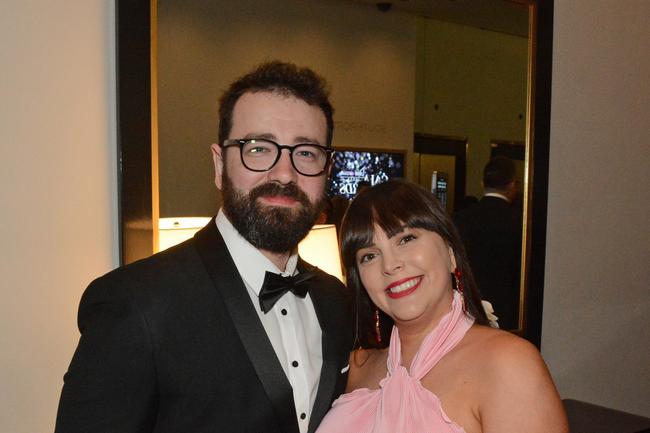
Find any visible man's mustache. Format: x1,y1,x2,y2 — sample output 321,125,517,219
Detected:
249,182,311,206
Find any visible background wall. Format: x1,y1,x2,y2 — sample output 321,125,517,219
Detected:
542,0,650,416
157,0,416,217
0,2,117,433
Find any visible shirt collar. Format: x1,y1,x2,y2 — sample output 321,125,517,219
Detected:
215,209,298,296
483,192,510,203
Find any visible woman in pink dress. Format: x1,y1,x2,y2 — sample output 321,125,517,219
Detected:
317,180,567,433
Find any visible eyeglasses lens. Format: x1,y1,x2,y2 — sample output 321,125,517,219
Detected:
241,139,327,175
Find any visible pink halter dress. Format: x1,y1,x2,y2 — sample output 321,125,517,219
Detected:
317,291,473,433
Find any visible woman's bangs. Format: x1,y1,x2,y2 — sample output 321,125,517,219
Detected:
370,203,407,239
372,187,439,237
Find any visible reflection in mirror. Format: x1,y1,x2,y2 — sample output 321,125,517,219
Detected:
157,0,528,332
411,4,530,332
116,0,554,345
156,0,415,218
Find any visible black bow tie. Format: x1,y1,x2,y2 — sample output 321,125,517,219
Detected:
258,271,315,313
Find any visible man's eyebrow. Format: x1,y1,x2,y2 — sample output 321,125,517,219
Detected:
242,132,276,140
240,133,322,145
294,136,322,145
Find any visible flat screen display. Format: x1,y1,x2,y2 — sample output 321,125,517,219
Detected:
431,171,448,208
327,148,406,199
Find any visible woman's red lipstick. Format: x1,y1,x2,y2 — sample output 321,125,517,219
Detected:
385,276,423,299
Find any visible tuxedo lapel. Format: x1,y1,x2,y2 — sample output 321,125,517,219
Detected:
300,260,350,433
193,219,300,433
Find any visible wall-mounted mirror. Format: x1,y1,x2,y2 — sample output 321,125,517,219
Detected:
116,0,553,346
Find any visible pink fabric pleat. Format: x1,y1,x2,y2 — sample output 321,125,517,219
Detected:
317,291,473,433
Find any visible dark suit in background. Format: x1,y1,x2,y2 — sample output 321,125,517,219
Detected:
55,220,352,433
454,195,522,329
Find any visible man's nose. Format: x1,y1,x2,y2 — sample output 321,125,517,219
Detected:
268,148,298,184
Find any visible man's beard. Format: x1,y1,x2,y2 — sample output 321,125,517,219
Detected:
221,170,325,253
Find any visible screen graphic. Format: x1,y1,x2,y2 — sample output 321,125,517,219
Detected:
327,150,405,199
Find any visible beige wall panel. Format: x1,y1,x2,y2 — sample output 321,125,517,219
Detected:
543,0,650,416
0,2,118,432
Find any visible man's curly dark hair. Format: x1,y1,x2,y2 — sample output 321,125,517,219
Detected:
217,61,334,146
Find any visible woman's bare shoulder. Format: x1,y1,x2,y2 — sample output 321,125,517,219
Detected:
461,325,547,377
345,348,388,393
468,326,545,369
461,326,568,433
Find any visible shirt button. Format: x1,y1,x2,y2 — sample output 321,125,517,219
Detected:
300,413,306,420
292,360,299,367
281,308,287,315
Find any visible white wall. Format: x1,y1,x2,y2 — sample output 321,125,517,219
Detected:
0,2,117,432
542,0,650,416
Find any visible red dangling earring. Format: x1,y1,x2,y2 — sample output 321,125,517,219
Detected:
374,309,382,344
453,268,468,313
454,268,464,294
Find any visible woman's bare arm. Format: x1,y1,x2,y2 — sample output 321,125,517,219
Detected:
345,348,388,393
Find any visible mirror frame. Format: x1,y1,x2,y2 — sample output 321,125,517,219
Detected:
115,0,554,347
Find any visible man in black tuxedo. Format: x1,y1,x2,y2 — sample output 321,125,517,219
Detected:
55,61,353,433
454,156,522,330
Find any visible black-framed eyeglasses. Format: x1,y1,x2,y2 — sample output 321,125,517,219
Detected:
221,138,333,177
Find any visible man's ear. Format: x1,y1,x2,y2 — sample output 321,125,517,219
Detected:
210,143,224,190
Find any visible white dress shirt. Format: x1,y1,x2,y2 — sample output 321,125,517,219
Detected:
216,210,322,433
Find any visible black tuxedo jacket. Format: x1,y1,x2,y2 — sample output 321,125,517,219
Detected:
454,196,522,329
55,219,353,433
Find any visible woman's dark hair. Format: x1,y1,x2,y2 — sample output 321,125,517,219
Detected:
340,179,489,349
218,60,334,146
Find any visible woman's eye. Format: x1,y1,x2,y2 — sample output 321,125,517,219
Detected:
358,252,376,264
399,234,416,245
